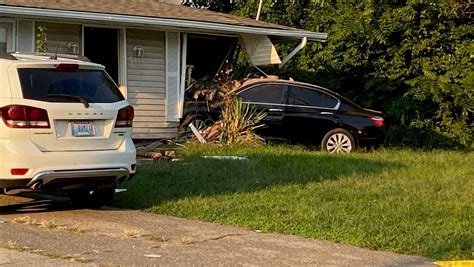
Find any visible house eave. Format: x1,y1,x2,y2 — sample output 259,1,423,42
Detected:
0,5,327,42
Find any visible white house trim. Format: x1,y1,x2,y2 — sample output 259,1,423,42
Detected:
165,31,181,122
119,28,127,89
0,6,327,41
179,33,187,118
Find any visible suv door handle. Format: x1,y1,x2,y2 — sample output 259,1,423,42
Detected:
320,112,333,115
268,108,283,112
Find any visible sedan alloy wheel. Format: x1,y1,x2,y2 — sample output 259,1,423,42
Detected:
326,133,352,153
322,128,356,153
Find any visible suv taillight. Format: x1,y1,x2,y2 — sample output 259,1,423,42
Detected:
0,105,50,128
370,116,384,128
115,105,134,128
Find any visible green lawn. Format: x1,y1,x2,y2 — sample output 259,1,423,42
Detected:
113,145,473,260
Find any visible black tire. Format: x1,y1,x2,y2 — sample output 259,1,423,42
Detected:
68,186,115,208
321,128,357,153
179,113,212,136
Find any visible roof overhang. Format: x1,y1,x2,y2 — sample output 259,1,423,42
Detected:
0,5,327,42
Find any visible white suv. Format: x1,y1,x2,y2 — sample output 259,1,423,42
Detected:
0,53,136,207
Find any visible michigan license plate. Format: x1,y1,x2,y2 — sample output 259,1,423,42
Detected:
71,121,95,137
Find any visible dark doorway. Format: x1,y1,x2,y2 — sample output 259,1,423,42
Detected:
84,27,119,83
187,34,237,80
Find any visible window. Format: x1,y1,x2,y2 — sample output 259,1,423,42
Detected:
239,84,287,104
18,69,124,103
323,93,339,108
0,22,13,53
0,27,7,53
288,86,338,108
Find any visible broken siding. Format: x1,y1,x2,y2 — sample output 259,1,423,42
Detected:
240,34,281,66
35,22,81,54
126,29,178,139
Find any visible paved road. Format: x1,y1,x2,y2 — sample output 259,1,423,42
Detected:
0,248,82,266
0,194,434,266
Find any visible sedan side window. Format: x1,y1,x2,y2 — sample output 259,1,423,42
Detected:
322,94,339,108
239,84,287,105
288,86,338,109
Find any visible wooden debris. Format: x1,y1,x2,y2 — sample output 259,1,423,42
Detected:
135,139,180,161
189,124,207,144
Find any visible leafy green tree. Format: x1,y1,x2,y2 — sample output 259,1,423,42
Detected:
231,0,473,148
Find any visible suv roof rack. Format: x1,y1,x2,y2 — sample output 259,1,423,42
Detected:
8,52,91,62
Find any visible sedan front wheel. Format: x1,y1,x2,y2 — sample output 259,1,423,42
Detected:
321,128,356,153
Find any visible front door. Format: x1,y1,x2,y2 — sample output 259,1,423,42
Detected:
84,27,119,83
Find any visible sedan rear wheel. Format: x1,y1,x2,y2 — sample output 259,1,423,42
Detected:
322,128,356,153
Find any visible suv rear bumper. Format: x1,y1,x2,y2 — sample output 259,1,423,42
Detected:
0,168,134,191
0,138,136,190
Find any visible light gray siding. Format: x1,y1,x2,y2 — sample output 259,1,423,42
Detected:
126,29,178,139
35,21,81,54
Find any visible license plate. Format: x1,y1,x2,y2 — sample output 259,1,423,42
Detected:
71,121,95,137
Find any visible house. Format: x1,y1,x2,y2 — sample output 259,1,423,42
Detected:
0,0,326,139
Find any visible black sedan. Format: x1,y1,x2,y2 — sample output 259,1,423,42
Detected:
181,79,385,153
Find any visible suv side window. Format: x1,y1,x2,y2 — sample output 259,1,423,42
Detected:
288,86,338,109
239,84,287,105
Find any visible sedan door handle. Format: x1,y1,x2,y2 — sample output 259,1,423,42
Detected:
320,112,333,115
268,108,283,112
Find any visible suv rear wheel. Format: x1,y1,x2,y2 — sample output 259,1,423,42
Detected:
321,128,356,153
68,186,115,208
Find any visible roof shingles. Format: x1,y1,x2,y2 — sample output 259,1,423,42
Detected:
0,0,299,31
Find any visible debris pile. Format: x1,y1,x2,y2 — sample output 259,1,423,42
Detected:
188,97,266,145
184,59,243,104
185,79,242,103
135,140,180,161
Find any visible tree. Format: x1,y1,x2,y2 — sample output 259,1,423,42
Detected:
232,0,473,148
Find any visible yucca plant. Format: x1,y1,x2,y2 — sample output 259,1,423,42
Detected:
199,97,266,145
218,97,266,145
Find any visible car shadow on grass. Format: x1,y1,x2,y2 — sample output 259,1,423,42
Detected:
113,151,404,210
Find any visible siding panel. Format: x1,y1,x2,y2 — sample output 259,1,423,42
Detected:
35,22,81,54
127,29,174,139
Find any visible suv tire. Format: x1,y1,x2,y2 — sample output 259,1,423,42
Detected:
68,186,115,208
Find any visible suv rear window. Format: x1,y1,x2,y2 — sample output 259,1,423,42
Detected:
18,69,124,103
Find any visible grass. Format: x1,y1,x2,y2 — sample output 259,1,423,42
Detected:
11,216,87,233
113,145,474,260
123,229,143,238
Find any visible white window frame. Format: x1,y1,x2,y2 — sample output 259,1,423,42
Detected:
0,19,16,52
